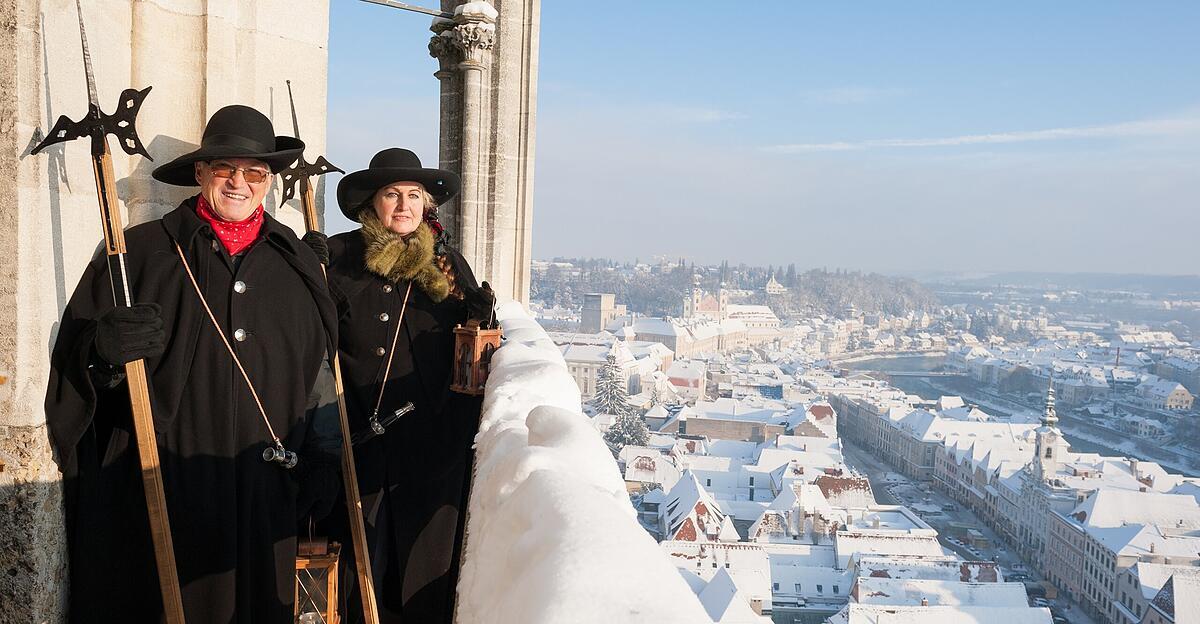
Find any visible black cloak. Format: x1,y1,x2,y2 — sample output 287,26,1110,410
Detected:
45,197,340,623
324,230,483,624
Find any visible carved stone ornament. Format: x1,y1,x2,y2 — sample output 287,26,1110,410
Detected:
452,21,495,68
428,30,460,71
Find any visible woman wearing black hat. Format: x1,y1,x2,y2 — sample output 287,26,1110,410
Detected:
45,104,343,623
313,148,494,623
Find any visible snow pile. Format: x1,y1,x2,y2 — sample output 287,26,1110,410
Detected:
456,302,711,623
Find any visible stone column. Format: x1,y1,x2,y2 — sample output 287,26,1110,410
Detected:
0,1,330,620
449,2,496,270
428,18,462,238
431,0,539,304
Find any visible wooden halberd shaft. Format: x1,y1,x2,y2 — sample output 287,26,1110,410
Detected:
92,141,188,624
300,177,382,624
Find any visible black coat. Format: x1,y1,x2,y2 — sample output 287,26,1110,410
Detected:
325,230,483,623
45,198,339,624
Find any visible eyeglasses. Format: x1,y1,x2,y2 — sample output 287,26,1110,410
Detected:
207,162,271,184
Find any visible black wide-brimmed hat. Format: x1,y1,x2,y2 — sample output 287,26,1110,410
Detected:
336,148,461,221
151,105,304,187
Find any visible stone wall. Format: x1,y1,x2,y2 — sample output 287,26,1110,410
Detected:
0,1,329,620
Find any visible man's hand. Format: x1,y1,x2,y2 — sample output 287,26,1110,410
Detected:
295,452,341,522
94,303,166,366
301,231,329,265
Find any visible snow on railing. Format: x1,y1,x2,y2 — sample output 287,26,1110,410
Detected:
456,302,710,623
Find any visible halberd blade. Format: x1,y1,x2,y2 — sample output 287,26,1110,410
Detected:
30,114,89,155
106,87,154,160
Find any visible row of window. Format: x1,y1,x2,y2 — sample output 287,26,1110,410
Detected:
1119,589,1143,619
770,582,839,595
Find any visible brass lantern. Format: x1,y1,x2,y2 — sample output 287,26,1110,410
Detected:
450,319,503,395
295,535,341,624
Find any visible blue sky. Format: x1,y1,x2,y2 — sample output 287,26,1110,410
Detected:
326,1,1200,274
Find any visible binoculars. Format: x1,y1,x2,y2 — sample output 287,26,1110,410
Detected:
262,442,298,469
351,402,416,445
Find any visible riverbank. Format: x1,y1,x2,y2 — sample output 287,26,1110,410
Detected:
830,350,946,365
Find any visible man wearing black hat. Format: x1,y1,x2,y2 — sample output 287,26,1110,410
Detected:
46,104,342,623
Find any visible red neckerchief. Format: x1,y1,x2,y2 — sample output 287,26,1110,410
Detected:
196,194,264,256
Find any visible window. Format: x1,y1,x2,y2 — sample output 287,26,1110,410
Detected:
794,583,801,593
773,583,779,591
833,585,840,594
817,584,823,594
706,478,712,487
749,476,755,487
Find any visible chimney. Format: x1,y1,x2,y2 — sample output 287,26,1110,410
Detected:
873,516,881,529
920,597,929,607
1149,542,1156,553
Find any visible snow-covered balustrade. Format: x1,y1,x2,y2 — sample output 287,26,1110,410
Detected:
456,302,711,623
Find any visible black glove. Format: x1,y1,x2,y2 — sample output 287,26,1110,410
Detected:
302,231,329,265
464,280,497,328
295,452,341,522
94,303,166,366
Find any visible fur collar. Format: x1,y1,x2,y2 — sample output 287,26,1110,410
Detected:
360,212,450,302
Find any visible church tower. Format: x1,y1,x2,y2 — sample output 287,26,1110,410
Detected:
683,272,703,318
1034,378,1062,482
718,281,728,321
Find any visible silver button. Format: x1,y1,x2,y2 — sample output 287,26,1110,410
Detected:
374,347,386,356
383,284,394,293
211,240,220,251
233,281,247,294
379,313,390,322
234,329,247,342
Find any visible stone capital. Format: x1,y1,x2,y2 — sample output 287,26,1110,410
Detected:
428,29,460,74
451,1,497,70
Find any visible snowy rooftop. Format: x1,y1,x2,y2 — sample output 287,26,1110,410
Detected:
1150,573,1200,623
694,568,772,623
834,532,945,570
666,359,706,379
678,397,793,426
1068,489,1200,531
837,604,1052,624
850,555,1002,583
559,340,636,365
1130,562,1200,602
1065,489,1200,555
851,578,1028,607
632,316,688,337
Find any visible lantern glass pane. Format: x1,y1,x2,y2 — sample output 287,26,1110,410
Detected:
296,565,331,622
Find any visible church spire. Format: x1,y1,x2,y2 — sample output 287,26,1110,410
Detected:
1042,376,1058,428
1033,374,1062,482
